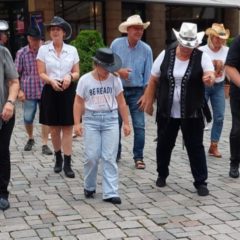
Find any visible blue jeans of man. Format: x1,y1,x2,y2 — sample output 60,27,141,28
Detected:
23,99,40,124
83,110,119,199
0,115,15,199
205,81,225,142
156,118,208,188
118,87,145,161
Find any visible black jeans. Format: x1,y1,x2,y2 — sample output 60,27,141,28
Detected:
0,115,15,199
229,97,240,167
156,117,208,188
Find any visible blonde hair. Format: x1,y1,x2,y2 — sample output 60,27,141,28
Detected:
207,34,226,48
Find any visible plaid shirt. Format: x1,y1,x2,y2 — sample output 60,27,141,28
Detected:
15,45,44,99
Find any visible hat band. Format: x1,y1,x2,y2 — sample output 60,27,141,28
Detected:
179,34,197,42
96,59,114,66
218,32,227,36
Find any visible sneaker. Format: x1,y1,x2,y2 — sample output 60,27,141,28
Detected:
229,166,239,178
197,185,209,196
103,197,121,204
24,139,35,151
0,198,10,211
84,189,96,198
156,177,166,187
42,145,53,155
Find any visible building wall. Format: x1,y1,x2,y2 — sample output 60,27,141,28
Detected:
224,8,240,38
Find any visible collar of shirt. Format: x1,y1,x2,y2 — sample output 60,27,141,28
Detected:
125,37,140,49
48,41,69,54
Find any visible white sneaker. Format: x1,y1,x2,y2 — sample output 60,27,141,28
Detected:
204,124,210,131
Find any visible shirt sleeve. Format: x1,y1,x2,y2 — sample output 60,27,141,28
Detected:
225,36,240,68
72,46,80,64
201,52,214,72
114,76,123,96
36,45,46,62
151,50,165,77
76,75,85,98
4,48,19,80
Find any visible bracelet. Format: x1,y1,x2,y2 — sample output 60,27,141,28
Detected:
6,99,15,106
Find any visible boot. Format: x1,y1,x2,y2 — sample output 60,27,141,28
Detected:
54,150,63,173
63,155,75,178
208,142,222,158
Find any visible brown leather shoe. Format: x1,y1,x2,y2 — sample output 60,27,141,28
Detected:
208,142,222,158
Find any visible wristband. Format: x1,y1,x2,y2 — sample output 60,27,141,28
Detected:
6,100,15,106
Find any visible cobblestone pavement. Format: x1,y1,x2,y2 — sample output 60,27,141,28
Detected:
1,99,240,240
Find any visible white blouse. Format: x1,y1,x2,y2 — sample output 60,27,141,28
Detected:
36,41,79,81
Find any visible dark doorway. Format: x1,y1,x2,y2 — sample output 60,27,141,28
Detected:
0,0,28,58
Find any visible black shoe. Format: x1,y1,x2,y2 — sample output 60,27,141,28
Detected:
54,151,63,173
229,166,239,178
104,197,121,204
0,198,10,211
84,189,96,198
156,177,166,187
42,145,53,155
197,185,209,196
63,155,75,178
24,139,35,151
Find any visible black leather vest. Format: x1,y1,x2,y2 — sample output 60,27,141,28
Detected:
156,47,204,121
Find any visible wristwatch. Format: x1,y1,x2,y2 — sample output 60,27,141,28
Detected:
6,99,15,106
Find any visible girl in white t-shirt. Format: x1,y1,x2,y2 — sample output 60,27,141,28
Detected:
74,48,131,204
199,23,230,158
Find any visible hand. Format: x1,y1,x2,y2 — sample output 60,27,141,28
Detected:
123,123,131,136
118,68,132,81
137,94,154,116
203,73,215,87
62,74,71,90
1,102,14,122
18,90,25,102
51,79,63,92
74,123,83,137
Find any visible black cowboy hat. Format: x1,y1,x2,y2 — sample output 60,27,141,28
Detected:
92,48,122,73
26,26,42,39
45,16,72,40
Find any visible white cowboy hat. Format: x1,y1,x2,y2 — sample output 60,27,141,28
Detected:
205,23,230,40
118,15,150,33
172,22,204,48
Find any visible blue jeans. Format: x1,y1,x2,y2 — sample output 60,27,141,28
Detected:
118,87,145,161
83,110,119,199
23,99,40,124
205,81,225,142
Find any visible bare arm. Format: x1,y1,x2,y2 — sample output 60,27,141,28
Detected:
138,75,158,115
225,65,240,87
73,95,85,136
1,79,20,121
116,92,131,136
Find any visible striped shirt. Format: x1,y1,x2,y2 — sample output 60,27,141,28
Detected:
15,45,44,99
111,37,153,87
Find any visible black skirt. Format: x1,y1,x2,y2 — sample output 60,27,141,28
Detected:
40,82,76,126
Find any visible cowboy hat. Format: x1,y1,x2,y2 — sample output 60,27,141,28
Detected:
0,20,8,31
45,16,72,40
26,26,42,39
173,22,204,49
205,23,230,40
118,15,150,33
92,48,122,73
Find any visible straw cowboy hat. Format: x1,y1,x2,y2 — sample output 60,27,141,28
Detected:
172,22,205,48
92,48,122,73
45,16,72,40
118,15,150,33
205,23,230,40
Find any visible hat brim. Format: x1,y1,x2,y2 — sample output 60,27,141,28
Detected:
205,28,230,40
119,22,150,33
173,28,204,48
92,53,122,73
45,22,72,40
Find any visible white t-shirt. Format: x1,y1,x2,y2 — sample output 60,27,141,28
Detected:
151,49,214,118
76,72,123,111
36,41,79,81
199,44,229,83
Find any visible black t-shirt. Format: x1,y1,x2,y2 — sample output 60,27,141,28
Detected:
225,36,240,99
